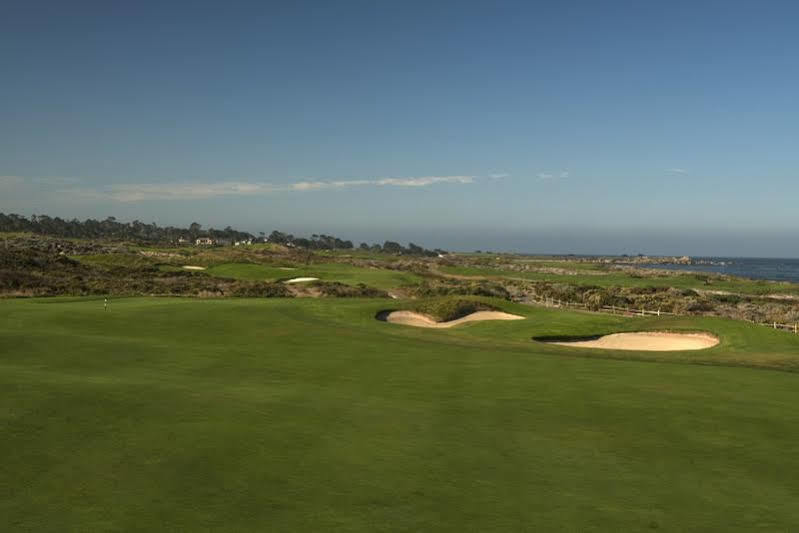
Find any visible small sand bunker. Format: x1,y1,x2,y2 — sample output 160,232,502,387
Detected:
545,331,719,351
381,310,524,329
182,265,206,270
285,277,319,284
278,267,297,271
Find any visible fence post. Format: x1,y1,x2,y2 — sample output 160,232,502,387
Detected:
641,307,645,317
657,309,661,317
774,322,777,329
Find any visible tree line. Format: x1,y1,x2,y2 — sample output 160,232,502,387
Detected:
0,213,445,256
266,231,444,256
0,213,252,243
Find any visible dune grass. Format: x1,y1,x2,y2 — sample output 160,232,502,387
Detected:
71,253,159,269
1,297,799,531
440,265,799,296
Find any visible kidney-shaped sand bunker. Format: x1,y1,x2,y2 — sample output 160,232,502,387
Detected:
536,331,719,351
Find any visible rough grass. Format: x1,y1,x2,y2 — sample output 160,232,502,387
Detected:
2,297,799,531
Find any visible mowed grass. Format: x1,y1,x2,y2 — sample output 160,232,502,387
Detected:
1,297,799,531
206,262,422,289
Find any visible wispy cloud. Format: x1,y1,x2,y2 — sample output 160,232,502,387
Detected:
3,172,524,203
666,168,688,174
31,176,83,185
537,170,569,180
71,175,477,202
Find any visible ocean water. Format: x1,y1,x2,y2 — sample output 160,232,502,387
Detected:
652,257,799,283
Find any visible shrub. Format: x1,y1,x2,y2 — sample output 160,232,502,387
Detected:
311,281,388,298
413,279,511,300
412,297,498,322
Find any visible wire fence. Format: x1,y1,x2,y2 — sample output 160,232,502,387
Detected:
523,296,799,335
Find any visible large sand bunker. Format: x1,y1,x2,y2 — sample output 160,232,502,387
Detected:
543,331,719,351
380,310,524,329
182,265,206,270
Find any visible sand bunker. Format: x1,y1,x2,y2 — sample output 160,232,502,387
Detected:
182,265,206,270
381,310,524,329
285,277,319,284
544,331,719,351
278,267,297,271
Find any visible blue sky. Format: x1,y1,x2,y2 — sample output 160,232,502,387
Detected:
2,1,798,256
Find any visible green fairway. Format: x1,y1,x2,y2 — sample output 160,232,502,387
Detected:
206,262,422,289
1,297,799,531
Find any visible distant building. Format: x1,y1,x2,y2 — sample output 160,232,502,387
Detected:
177,236,190,244
195,237,215,246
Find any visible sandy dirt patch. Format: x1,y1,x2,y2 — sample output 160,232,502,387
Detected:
278,267,297,270
182,265,206,270
285,277,319,284
765,293,799,301
547,331,719,351
383,310,524,328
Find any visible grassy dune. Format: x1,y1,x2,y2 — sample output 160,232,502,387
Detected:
1,297,799,531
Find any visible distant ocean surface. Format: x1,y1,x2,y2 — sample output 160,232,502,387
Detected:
650,257,799,283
